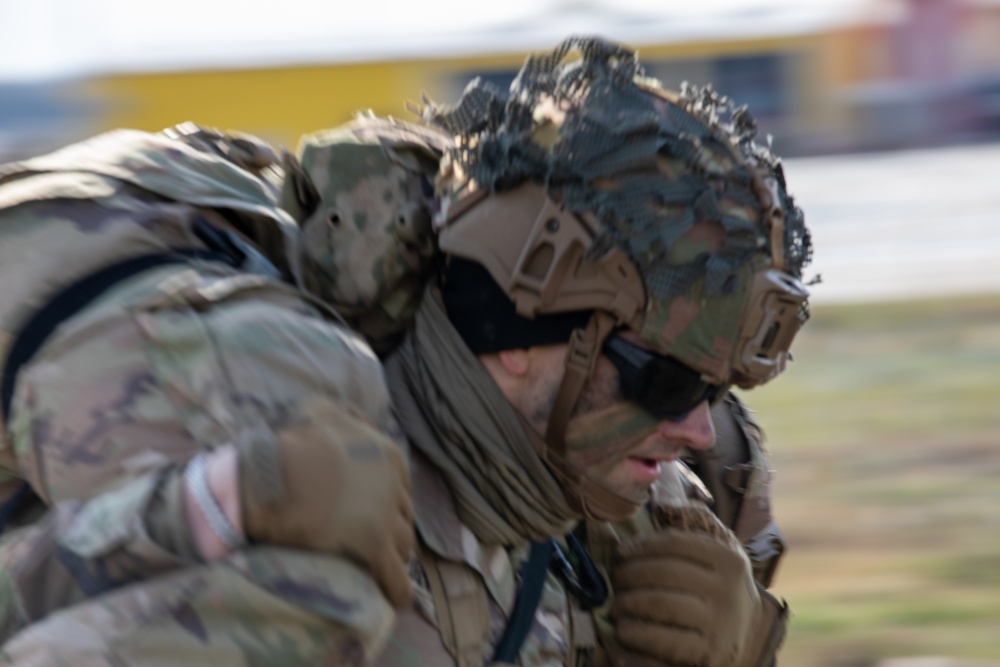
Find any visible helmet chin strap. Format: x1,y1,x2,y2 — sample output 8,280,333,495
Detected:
541,443,645,522
537,310,644,522
544,311,616,449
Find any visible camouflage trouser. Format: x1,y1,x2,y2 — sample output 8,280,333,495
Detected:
0,263,400,664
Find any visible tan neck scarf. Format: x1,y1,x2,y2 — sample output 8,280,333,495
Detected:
384,290,579,546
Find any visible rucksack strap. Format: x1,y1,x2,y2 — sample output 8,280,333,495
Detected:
0,246,237,534
1,248,236,422
417,542,491,667
0,482,38,535
491,539,554,665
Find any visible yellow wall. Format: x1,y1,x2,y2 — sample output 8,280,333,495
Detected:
83,34,824,151
87,61,437,149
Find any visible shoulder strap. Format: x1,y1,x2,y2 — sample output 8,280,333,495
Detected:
1,248,233,424
416,541,491,667
491,540,553,665
0,482,38,534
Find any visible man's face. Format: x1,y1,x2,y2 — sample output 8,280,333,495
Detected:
518,332,716,506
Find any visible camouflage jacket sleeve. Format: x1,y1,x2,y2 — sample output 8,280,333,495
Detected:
0,481,399,666
0,469,193,639
0,260,404,657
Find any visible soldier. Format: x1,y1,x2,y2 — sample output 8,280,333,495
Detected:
358,37,807,667
0,36,808,667
0,120,441,664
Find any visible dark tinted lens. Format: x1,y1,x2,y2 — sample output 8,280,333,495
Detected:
603,335,719,420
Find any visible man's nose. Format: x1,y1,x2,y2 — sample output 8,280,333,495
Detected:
657,400,715,450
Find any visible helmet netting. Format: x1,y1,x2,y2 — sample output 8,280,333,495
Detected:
427,36,812,304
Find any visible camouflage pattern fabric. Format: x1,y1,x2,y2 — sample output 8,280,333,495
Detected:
0,125,410,662
375,340,782,667
0,261,401,663
372,440,731,667
0,546,392,667
285,116,446,356
0,111,791,666
426,37,812,390
371,449,587,667
0,124,297,471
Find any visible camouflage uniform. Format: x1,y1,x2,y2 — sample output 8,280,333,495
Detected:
0,36,801,666
0,125,404,664
363,35,805,667
373,446,597,667
368,453,668,667
367,390,781,667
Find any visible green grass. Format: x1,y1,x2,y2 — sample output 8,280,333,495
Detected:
735,293,1000,667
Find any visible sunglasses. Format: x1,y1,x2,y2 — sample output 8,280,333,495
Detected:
602,334,722,420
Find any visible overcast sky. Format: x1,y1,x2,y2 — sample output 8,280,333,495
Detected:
0,0,858,81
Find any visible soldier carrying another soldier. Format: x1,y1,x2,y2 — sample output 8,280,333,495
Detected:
0,119,432,663
0,36,810,667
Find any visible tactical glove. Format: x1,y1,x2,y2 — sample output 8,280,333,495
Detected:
238,397,414,607
609,503,788,667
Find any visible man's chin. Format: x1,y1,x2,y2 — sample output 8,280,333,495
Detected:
601,479,654,512
622,486,655,508
572,480,650,522
566,461,657,521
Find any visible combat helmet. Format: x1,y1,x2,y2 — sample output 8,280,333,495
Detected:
427,37,812,485
278,115,449,354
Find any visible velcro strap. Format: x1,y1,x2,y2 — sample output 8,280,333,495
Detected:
749,586,789,667
417,544,490,667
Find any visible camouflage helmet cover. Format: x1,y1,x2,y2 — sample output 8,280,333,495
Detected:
429,36,812,388
284,115,448,354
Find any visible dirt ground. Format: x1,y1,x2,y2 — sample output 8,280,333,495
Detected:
741,294,1000,667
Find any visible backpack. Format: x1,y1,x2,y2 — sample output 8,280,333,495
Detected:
0,123,295,514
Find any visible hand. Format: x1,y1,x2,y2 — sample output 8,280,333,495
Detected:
238,397,414,607
609,503,787,667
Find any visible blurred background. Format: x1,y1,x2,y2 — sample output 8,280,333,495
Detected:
1,0,998,664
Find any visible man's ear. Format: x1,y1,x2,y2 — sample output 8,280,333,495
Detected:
497,349,530,377
280,149,321,224
478,349,531,404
